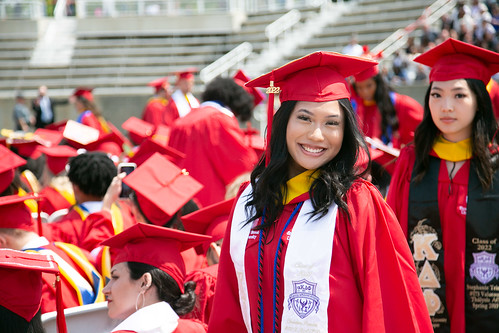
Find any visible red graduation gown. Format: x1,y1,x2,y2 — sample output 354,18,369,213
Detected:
168,104,258,207
354,92,423,148
208,179,432,332
183,264,218,324
386,145,471,333
45,205,134,252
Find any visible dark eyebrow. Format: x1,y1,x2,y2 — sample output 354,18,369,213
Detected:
296,109,340,117
431,86,467,92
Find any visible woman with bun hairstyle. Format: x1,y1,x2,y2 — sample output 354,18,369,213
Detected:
101,223,211,332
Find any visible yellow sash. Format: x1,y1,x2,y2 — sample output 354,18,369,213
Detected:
73,204,123,235
433,135,472,162
18,188,38,213
284,170,318,205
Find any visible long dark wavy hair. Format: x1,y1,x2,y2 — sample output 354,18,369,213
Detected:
245,99,370,228
128,262,197,316
353,74,399,140
413,78,499,190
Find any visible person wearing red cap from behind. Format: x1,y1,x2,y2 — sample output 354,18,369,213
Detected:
101,223,211,332
0,249,67,333
386,38,499,333
181,197,234,325
168,77,258,207
171,68,200,118
208,51,432,333
37,145,77,215
351,49,424,178
142,77,180,127
72,87,107,134
0,195,105,314
45,152,134,252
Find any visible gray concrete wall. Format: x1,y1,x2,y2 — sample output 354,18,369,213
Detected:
0,83,429,132
0,11,246,36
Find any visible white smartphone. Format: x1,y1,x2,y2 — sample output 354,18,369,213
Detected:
118,162,137,198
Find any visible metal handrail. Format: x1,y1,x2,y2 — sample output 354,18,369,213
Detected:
200,42,253,83
265,9,301,48
371,0,456,58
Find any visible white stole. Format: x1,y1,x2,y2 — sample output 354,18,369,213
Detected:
230,184,337,332
171,89,199,118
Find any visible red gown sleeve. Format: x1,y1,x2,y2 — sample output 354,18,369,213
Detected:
183,265,218,324
336,180,432,332
385,145,416,235
174,319,208,332
394,93,423,147
207,185,249,332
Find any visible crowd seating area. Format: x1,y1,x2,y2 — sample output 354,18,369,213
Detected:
0,0,499,99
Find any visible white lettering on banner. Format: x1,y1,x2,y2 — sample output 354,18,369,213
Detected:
423,289,442,316
419,260,441,289
413,233,439,261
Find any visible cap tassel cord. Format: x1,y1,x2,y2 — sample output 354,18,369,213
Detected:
55,273,68,333
265,72,280,166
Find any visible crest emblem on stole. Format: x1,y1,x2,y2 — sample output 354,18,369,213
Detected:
470,251,499,284
288,279,320,319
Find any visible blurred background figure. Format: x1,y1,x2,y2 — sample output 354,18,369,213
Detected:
171,68,200,118
31,85,68,129
13,92,35,132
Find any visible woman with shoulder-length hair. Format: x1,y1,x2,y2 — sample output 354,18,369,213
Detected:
101,223,211,333
387,38,499,333
208,51,432,333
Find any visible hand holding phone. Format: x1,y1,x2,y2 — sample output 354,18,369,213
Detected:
118,162,136,198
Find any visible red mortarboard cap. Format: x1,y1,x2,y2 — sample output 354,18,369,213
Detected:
123,153,202,225
353,47,382,82
101,223,210,292
413,38,499,85
175,67,197,81
122,116,155,145
0,144,27,193
182,197,235,253
0,194,37,231
151,124,171,146
44,119,68,132
0,249,67,333
38,145,77,175
33,128,64,147
86,131,125,156
148,77,170,93
8,139,42,159
246,51,377,165
233,69,265,107
129,137,185,166
73,87,94,102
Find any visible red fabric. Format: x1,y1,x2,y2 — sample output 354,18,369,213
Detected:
386,146,470,333
487,79,499,120
35,243,96,313
174,318,208,332
183,264,218,324
80,112,106,135
208,179,433,332
354,92,423,149
45,206,135,252
181,247,207,275
163,99,180,126
168,105,258,207
39,186,73,215
142,97,180,127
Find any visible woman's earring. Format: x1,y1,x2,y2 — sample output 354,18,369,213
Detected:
135,290,145,311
